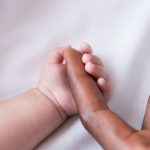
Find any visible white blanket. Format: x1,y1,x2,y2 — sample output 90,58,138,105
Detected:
0,0,150,149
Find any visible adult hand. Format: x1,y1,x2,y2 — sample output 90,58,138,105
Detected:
64,47,150,150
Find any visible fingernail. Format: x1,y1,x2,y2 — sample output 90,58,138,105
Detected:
87,62,95,70
83,54,91,61
83,53,89,58
98,78,106,85
82,54,88,62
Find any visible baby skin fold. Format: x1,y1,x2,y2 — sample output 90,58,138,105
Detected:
64,48,150,150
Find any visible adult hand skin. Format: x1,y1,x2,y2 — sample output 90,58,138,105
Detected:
64,47,150,150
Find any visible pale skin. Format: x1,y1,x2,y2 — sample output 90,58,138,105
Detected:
0,43,109,150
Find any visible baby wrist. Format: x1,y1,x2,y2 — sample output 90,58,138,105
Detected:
35,86,67,122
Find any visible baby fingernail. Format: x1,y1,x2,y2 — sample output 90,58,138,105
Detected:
87,62,95,70
82,54,88,61
98,78,106,85
83,54,91,61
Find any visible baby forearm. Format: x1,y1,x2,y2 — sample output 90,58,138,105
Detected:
0,89,66,150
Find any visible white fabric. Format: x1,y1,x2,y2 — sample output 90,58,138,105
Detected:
0,0,150,149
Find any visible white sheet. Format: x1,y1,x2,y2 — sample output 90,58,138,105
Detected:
0,0,150,149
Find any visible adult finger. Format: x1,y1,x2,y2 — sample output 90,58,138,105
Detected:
64,47,107,113
64,48,136,150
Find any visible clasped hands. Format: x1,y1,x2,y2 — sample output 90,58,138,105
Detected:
1,43,150,150
38,44,150,150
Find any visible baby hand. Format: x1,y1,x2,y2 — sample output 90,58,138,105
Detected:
37,44,110,118
82,52,111,100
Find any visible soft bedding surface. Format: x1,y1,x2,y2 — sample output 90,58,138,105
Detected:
0,0,150,149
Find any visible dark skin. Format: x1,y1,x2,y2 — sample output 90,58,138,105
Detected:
64,48,150,150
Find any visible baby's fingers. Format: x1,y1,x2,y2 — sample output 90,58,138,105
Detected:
97,78,111,100
85,62,109,81
82,54,104,66
80,43,92,54
84,61,110,100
